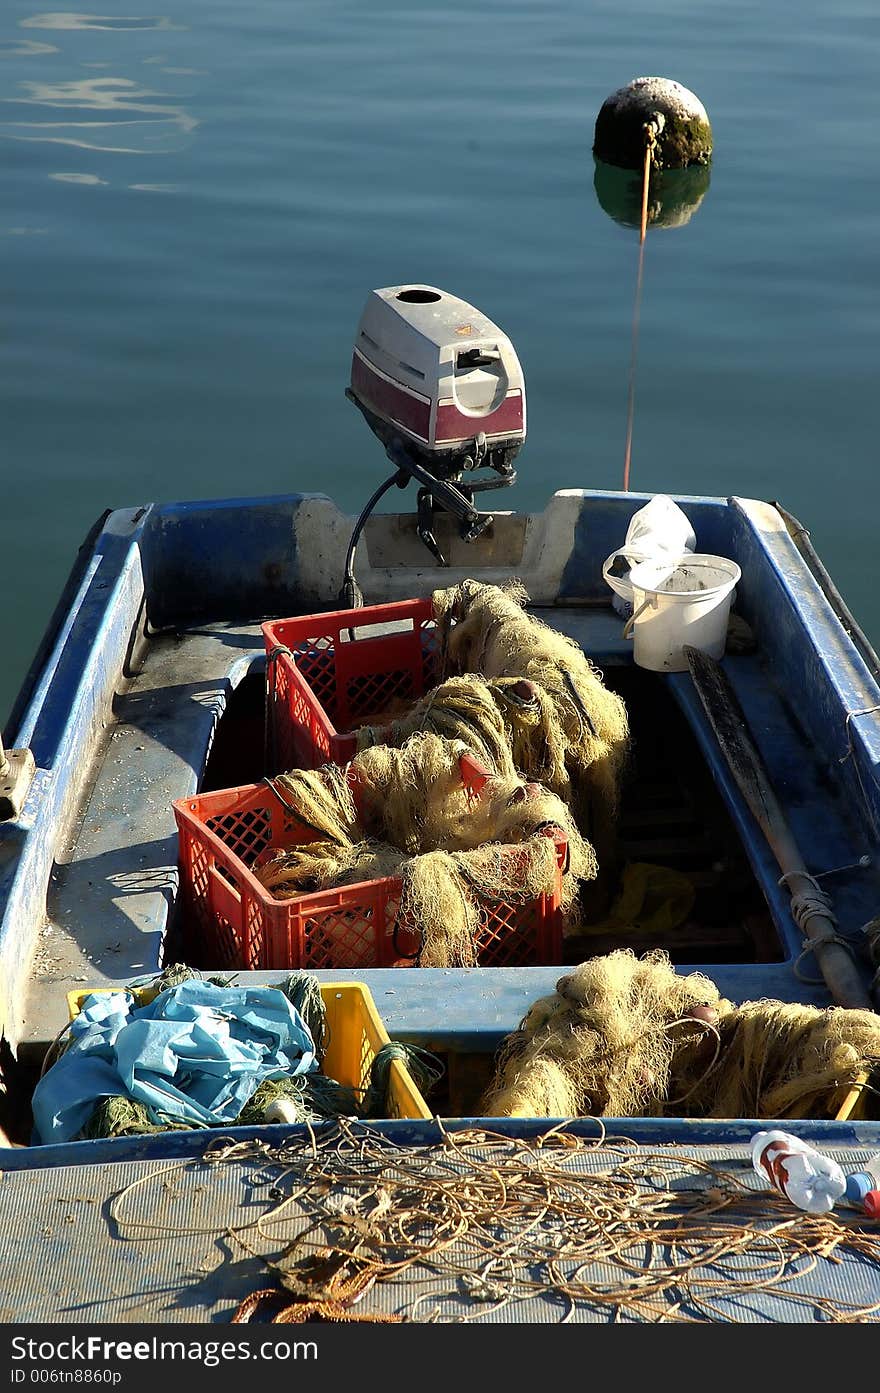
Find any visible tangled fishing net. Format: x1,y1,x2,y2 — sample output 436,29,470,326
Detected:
431,580,630,869
679,999,880,1120
259,732,596,964
481,948,880,1120
353,672,582,814
353,675,521,780
109,1119,880,1323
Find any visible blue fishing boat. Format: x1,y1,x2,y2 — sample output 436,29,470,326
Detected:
3,287,880,1325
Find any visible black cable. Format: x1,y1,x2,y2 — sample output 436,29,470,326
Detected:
339,470,403,610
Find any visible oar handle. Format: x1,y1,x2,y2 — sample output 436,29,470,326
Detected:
683,645,873,1011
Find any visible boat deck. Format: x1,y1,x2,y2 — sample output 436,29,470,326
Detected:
15,601,878,1068
2,1119,879,1323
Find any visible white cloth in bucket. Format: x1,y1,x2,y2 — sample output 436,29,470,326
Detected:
603,496,696,616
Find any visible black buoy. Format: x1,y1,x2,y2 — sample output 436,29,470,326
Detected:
593,77,712,170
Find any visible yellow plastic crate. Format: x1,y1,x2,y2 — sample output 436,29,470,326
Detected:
67,979,431,1121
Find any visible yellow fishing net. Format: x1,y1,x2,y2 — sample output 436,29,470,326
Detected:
263,583,644,961
481,949,880,1120
257,734,596,966
574,862,696,937
431,580,630,868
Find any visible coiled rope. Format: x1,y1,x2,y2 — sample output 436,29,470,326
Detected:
779,871,861,986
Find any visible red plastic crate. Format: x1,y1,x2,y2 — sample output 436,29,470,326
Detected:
262,597,438,774
172,779,567,971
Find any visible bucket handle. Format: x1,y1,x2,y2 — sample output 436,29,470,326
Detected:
622,596,655,640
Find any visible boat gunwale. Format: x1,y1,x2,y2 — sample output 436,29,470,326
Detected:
3,1113,880,1172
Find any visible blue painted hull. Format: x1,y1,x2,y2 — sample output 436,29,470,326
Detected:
2,487,880,1321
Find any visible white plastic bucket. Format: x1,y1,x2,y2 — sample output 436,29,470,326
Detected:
624,553,742,672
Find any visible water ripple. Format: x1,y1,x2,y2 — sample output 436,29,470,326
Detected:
48,170,106,183
1,76,197,153
0,38,58,55
20,13,182,32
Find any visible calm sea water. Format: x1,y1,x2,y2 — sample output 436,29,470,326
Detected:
2,0,879,726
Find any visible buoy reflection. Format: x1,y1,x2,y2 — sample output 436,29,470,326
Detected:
594,158,711,231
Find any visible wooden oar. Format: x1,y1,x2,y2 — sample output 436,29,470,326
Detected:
684,645,873,1011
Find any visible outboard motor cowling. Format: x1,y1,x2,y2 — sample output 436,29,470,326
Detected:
349,284,526,475
341,284,527,600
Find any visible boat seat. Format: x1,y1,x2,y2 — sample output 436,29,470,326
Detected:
530,604,634,664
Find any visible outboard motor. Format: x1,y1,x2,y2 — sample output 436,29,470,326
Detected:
341,285,526,601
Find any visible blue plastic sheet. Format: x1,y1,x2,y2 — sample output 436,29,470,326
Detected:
32,980,318,1144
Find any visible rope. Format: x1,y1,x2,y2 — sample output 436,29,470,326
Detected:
277,971,326,1058
107,1121,880,1323
814,855,871,880
839,705,880,841
862,917,880,969
622,122,657,492
264,643,293,773
361,1042,445,1119
780,871,838,930
793,933,860,987
779,871,860,985
857,917,880,995
639,126,655,242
